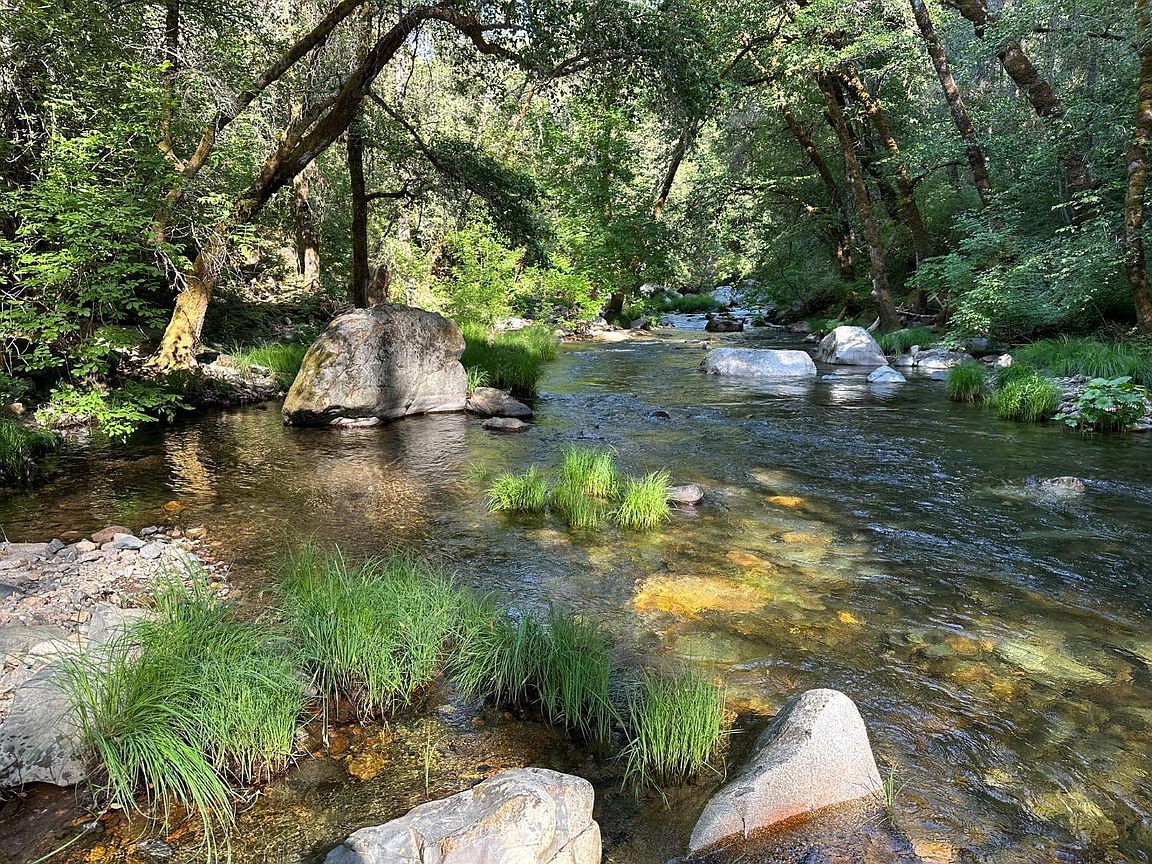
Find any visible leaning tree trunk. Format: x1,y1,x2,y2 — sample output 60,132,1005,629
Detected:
652,125,694,219
347,120,370,308
819,76,901,331
1126,0,1152,332
911,0,991,206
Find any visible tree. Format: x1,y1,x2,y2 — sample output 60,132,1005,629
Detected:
1126,0,1152,331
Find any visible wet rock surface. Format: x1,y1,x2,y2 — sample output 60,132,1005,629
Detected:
702,349,817,378
815,327,887,367
467,387,534,419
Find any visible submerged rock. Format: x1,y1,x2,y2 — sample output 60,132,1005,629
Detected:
284,305,466,426
815,326,887,366
668,484,705,505
867,366,907,384
689,688,883,854
482,417,530,433
994,637,1110,685
466,387,533,419
702,348,817,378
324,767,600,864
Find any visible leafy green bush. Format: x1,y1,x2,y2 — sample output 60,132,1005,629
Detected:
991,372,1062,422
613,471,671,530
1055,377,1149,431
461,324,558,396
1013,337,1152,386
0,416,59,484
623,670,725,788
946,363,987,403
660,293,721,314
62,575,304,855
877,327,935,356
487,467,550,513
37,381,187,440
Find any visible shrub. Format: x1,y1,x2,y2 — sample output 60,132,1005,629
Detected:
991,372,1062,422
487,467,550,513
1055,376,1150,431
623,670,725,788
613,471,671,530
37,381,188,440
461,324,558,396
994,362,1040,388
946,363,987,403
558,446,619,498
877,326,935,356
62,575,304,856
1013,336,1152,386
660,293,721,314
0,416,59,484
228,341,309,388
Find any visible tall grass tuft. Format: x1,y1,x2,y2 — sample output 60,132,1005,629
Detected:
613,471,672,530
487,467,550,513
946,363,987,403
991,371,1062,422
228,341,309,388
549,480,606,529
558,446,619,498
877,326,935,356
278,545,464,717
1013,336,1152,386
461,324,558,396
623,670,725,789
0,416,58,485
62,574,304,858
660,293,721,314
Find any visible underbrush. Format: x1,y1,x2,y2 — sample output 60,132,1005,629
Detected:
946,363,987,403
877,326,935,356
1013,336,1152,386
228,341,310,388
461,324,558,396
0,415,59,485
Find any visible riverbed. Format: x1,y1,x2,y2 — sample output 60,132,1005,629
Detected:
3,327,1151,863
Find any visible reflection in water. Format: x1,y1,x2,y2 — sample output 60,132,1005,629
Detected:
2,331,1152,862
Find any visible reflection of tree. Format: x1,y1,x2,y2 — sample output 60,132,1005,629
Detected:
165,424,217,502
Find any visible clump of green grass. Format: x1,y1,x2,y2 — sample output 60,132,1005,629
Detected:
558,446,619,498
62,574,304,858
991,371,1062,422
623,670,725,789
487,467,549,513
994,361,1040,387
660,293,721,314
278,545,464,718
1013,336,1152,386
0,415,58,485
613,471,671,530
466,366,491,394
877,326,935,356
550,480,606,529
461,324,558,396
946,363,987,403
228,341,309,388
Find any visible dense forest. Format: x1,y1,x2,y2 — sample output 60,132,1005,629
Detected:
1,0,1149,431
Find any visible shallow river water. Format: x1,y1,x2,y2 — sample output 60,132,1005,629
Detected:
3,327,1152,863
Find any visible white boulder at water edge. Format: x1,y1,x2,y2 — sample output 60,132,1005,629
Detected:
324,768,601,864
702,348,817,377
689,688,883,854
816,325,888,366
283,305,467,426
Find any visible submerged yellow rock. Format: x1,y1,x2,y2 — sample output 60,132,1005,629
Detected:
766,495,806,509
634,574,767,618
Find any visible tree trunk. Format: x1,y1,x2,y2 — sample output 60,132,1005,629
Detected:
1126,0,1152,332
150,231,226,367
838,70,932,268
292,167,321,291
911,0,991,206
347,119,370,308
819,76,900,331
781,108,856,281
653,126,693,219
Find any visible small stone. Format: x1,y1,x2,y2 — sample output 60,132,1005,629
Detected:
140,526,160,537
482,417,529,433
91,526,132,545
45,539,66,555
668,484,705,505
185,527,207,540
75,540,97,553
112,533,146,550
867,366,906,384
139,543,163,560
134,839,174,862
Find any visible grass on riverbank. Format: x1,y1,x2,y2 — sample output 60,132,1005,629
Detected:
461,324,559,396
0,415,58,485
1013,336,1152,386
946,363,987,403
991,369,1062,422
877,326,935,356
659,293,721,314
228,340,309,388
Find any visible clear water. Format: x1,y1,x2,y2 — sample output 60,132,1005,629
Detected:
3,328,1151,862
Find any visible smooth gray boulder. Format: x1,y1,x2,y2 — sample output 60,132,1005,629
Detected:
325,768,601,864
668,484,705,505
867,366,907,384
705,318,743,333
909,347,974,370
467,387,533,419
482,417,530,433
284,305,467,426
0,666,85,787
816,326,888,366
702,348,816,378
689,688,883,854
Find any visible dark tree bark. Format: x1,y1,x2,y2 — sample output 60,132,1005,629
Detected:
653,126,694,219
819,76,900,331
292,167,321,292
1126,0,1152,332
911,0,991,206
347,119,370,308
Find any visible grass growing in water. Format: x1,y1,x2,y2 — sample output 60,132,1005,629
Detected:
461,324,558,396
550,480,606,529
1013,336,1152,386
991,371,1062,422
558,446,619,498
62,575,304,857
228,341,309,388
487,467,549,513
877,326,935,356
623,670,725,789
946,363,987,403
613,471,671,530
0,416,58,484
465,366,491,394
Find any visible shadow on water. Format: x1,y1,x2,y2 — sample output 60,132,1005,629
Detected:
3,328,1152,862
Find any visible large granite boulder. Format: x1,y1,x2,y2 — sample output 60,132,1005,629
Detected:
689,689,883,854
325,768,601,864
702,348,816,378
0,666,85,788
284,306,466,426
816,326,888,366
